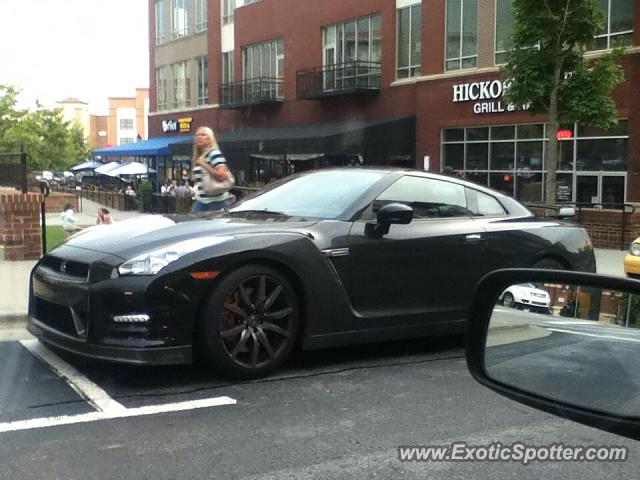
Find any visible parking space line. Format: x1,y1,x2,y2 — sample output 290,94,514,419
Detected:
20,339,126,413
0,396,237,434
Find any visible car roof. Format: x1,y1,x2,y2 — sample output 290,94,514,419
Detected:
297,167,526,208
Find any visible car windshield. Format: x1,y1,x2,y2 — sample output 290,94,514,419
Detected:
231,170,386,219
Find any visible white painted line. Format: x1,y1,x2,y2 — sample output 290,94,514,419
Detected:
547,327,640,344
20,339,126,413
0,396,236,434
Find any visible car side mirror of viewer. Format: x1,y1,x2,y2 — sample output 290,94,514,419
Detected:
365,203,413,238
466,269,640,440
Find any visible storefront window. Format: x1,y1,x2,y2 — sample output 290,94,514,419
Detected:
490,173,514,197
466,143,488,170
441,120,628,204
516,172,543,203
491,142,515,170
576,138,627,171
443,143,464,170
516,141,543,170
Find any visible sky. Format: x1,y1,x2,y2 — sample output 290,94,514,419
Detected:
0,0,149,115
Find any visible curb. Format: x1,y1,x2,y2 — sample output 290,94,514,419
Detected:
0,312,27,329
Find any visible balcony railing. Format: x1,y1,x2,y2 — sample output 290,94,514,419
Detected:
219,78,284,108
296,61,381,99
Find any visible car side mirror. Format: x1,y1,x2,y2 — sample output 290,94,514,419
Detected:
557,207,575,218
365,203,413,238
467,268,640,440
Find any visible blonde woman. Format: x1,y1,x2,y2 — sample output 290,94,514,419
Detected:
191,126,235,212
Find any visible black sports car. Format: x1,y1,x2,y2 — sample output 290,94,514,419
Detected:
28,169,596,378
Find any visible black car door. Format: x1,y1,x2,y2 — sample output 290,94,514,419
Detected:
346,175,489,330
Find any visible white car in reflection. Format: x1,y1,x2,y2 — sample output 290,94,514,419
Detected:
500,283,550,313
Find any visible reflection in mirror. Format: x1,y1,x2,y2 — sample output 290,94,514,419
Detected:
485,282,640,417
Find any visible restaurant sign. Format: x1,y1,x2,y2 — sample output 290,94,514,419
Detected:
162,117,193,133
452,80,529,115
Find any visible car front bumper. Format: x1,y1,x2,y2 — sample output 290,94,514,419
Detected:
27,316,192,365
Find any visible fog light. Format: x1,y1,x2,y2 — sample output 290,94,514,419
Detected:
112,314,150,323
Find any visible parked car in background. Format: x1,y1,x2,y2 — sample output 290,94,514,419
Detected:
28,168,596,379
499,283,551,313
624,237,640,278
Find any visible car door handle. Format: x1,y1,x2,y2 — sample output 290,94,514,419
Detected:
465,234,484,242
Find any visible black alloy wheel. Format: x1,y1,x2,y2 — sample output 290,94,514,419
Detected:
198,264,300,379
503,293,516,309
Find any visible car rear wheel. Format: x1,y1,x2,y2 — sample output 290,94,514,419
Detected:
197,265,301,379
503,292,516,308
532,258,566,270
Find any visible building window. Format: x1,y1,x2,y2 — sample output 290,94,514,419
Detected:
592,0,634,50
445,0,478,71
172,61,191,109
494,0,514,64
156,66,168,111
171,0,189,39
195,0,207,32
222,51,234,84
196,56,208,105
243,39,284,98
155,0,167,45
397,3,422,79
322,13,382,89
222,0,235,25
441,121,628,204
120,119,134,130
120,137,135,145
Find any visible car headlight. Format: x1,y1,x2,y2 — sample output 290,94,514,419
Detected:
630,242,640,256
118,236,231,276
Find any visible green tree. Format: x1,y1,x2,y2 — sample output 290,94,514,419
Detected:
503,0,624,204
0,85,90,170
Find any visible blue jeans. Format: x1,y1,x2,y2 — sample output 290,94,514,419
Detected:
191,195,235,212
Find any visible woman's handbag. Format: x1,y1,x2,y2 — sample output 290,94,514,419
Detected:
202,170,235,196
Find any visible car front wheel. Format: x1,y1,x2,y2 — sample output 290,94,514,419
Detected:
503,292,516,308
197,264,301,379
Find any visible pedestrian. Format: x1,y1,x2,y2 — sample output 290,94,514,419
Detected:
175,180,192,213
96,207,114,225
60,203,82,237
191,126,236,212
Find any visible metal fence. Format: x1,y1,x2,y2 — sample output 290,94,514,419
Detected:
55,185,261,214
0,152,27,193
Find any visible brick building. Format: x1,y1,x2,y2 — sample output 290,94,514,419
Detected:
147,0,639,205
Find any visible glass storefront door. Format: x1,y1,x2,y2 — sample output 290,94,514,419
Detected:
576,175,599,206
575,174,626,207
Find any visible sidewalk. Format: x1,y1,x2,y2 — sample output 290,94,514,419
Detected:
46,197,149,227
0,248,629,327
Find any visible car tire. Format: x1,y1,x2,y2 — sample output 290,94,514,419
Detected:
532,258,566,270
197,264,301,379
503,293,516,308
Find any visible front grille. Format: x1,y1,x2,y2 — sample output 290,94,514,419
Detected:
40,256,90,280
34,297,78,337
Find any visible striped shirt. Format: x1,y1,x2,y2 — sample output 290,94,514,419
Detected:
192,149,231,204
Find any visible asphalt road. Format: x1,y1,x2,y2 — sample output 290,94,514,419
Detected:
0,329,638,480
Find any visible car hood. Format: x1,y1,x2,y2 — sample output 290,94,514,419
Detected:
58,212,320,259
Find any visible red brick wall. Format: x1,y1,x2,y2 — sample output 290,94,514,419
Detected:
45,193,79,214
532,207,640,250
0,191,43,260
576,208,640,250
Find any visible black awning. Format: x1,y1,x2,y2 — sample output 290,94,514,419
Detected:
171,116,415,157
